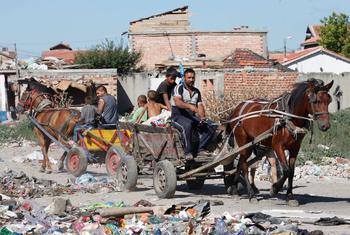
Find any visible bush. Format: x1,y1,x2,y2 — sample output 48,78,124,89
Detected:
74,39,144,75
0,119,35,144
299,108,350,163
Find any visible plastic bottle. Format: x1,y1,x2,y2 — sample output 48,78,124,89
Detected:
214,218,230,235
0,227,13,235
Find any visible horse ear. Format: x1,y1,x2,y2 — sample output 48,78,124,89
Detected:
323,80,334,91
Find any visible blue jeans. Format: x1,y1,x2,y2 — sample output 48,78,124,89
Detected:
73,124,95,142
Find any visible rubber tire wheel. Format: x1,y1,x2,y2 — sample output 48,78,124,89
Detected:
115,154,138,191
105,146,125,176
153,160,177,198
66,147,88,177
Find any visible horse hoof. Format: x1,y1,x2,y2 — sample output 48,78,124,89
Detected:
287,199,299,207
40,168,45,173
249,197,259,204
270,188,277,196
46,169,52,174
57,161,64,171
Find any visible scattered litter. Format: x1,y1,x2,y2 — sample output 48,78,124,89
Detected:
12,150,57,164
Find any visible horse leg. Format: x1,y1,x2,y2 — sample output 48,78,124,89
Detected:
34,128,48,173
265,150,278,195
242,158,257,202
286,147,300,206
271,146,289,195
43,138,53,174
249,167,259,194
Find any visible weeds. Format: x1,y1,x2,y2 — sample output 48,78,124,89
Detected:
300,108,350,162
0,119,35,145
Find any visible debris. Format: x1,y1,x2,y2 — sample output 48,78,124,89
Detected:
314,216,349,226
97,206,154,217
44,198,72,216
75,173,97,185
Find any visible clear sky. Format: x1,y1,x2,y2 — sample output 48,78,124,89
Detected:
1,0,349,59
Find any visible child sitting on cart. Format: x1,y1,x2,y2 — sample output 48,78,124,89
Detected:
129,95,148,123
73,96,97,142
136,90,170,126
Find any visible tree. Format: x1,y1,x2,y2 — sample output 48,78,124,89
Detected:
74,39,143,75
319,12,350,58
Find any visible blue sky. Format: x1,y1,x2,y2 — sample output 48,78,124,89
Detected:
1,0,349,59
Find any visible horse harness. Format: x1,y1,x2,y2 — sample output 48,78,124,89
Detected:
32,98,79,141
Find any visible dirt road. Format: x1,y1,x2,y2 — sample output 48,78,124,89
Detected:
0,144,349,234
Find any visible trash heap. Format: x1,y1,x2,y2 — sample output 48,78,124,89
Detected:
0,193,332,235
0,170,121,198
257,157,350,181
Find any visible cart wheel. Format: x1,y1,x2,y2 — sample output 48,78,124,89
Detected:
66,147,88,177
115,154,138,191
105,147,124,176
153,160,177,198
186,178,205,190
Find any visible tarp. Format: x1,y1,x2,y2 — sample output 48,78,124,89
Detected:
0,75,8,111
117,79,134,115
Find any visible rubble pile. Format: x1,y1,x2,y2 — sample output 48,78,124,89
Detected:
0,170,120,198
257,157,350,181
0,195,328,235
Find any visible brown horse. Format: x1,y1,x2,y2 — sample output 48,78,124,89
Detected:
17,83,80,173
226,79,333,205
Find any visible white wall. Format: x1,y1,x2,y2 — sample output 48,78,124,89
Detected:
288,53,350,74
299,73,350,113
0,75,8,111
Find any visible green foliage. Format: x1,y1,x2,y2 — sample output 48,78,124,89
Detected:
300,108,350,164
0,119,36,144
319,12,350,58
74,39,144,75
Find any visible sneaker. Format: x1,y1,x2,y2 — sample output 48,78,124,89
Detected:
184,153,194,161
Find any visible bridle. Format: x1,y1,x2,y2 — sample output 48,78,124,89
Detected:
308,90,331,121
18,89,53,113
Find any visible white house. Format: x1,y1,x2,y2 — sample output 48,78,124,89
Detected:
274,46,350,74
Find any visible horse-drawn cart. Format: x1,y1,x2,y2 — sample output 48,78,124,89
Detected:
116,122,273,198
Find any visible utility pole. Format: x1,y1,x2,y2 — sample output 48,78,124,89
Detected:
14,43,19,80
284,36,292,58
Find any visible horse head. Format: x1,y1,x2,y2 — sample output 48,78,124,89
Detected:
305,79,334,131
17,87,53,114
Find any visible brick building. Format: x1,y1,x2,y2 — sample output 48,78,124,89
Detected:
199,49,299,100
128,6,268,69
41,43,81,64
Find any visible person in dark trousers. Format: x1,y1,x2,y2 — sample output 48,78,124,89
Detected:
96,85,118,125
156,67,178,111
73,96,97,142
170,68,216,160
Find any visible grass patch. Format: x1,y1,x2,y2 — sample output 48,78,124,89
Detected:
300,108,350,163
0,119,36,144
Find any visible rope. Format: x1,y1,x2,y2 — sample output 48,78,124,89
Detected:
213,109,314,126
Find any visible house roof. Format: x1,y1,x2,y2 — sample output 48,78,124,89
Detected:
41,50,81,64
50,43,72,51
130,6,188,25
223,48,290,71
0,51,16,59
281,46,350,65
301,25,322,47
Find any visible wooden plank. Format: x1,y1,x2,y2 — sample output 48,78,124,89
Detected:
178,128,274,179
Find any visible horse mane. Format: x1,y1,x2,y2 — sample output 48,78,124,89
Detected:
28,77,54,94
288,78,324,112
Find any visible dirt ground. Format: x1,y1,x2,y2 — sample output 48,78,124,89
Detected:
0,144,349,235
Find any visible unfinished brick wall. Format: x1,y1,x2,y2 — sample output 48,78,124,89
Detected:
131,34,192,69
195,33,266,60
130,32,267,69
223,71,299,100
